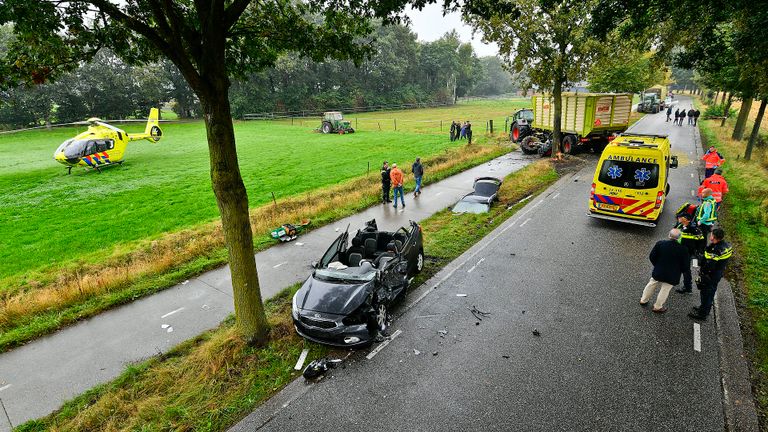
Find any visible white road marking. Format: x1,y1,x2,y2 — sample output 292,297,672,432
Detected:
161,307,185,319
366,329,402,360
694,323,701,352
181,280,189,285
467,258,485,273
273,261,288,269
551,193,560,199
573,175,580,181
690,173,695,178
435,192,442,196
520,218,532,227
691,190,695,197
0,384,11,392
519,194,533,203
294,349,309,370
295,242,304,246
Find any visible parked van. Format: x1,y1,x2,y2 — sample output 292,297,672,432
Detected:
588,133,678,227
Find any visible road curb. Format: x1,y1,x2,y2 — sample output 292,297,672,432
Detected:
715,280,760,432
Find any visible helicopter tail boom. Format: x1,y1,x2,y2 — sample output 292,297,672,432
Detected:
127,108,163,143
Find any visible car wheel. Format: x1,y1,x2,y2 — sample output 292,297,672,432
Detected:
374,303,389,331
416,249,424,274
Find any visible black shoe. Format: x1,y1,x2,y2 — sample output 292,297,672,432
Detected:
676,287,692,294
688,311,707,320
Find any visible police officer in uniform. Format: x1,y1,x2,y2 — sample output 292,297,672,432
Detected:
689,228,733,320
674,212,705,293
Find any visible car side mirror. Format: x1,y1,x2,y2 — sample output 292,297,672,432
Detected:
311,261,318,269
670,156,679,169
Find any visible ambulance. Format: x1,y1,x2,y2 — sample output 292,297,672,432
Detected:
588,133,678,227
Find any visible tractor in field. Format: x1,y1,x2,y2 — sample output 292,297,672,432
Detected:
318,111,355,134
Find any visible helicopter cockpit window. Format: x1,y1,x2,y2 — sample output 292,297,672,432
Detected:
93,139,114,152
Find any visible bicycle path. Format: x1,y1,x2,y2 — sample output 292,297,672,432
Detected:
0,149,531,429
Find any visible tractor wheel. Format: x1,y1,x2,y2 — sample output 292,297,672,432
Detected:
348,128,355,133
562,135,577,155
520,136,541,154
511,123,521,142
321,122,332,134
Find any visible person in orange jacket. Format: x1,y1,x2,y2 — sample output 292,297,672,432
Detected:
390,163,405,209
698,168,729,208
702,146,725,178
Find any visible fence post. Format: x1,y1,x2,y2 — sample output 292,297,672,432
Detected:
440,120,443,131
378,122,381,131
394,119,397,131
356,118,358,130
489,119,494,134
505,118,509,133
271,192,277,208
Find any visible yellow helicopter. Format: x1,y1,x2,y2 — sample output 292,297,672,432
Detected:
54,108,162,174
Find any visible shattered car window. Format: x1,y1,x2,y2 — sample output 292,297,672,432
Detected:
314,267,376,282
452,201,490,214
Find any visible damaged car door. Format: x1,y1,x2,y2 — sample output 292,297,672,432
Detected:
378,253,408,302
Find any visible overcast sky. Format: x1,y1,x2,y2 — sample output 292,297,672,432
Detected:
405,4,500,57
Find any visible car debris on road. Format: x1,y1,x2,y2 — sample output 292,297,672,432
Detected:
302,358,342,380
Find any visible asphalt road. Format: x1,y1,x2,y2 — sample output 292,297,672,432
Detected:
232,97,729,432
0,149,531,429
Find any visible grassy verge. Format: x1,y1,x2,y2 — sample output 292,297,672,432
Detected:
0,140,511,352
695,98,768,425
18,159,559,432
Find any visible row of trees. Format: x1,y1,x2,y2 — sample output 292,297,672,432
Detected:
0,24,519,129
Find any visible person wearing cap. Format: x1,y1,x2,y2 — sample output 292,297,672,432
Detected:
674,212,705,293
640,228,691,313
689,228,733,321
380,161,392,204
698,168,729,208
696,188,718,240
702,146,725,178
390,163,405,209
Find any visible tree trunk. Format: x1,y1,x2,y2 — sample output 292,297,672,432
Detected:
551,76,563,159
714,91,720,105
200,82,270,345
745,97,767,161
721,93,733,127
732,97,753,140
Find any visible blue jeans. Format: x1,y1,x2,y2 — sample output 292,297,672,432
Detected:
393,186,405,207
414,176,422,193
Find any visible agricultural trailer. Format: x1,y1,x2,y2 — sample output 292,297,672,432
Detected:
515,92,633,155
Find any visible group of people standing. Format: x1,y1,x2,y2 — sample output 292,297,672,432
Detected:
641,146,732,321
667,106,701,126
380,158,424,209
449,121,473,143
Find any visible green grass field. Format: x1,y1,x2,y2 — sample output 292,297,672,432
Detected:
0,98,530,285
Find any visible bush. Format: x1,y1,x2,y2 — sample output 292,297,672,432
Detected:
703,103,737,119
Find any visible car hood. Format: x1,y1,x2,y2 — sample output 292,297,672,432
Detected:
295,276,373,315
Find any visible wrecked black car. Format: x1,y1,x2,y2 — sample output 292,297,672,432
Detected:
292,219,424,347
452,177,503,214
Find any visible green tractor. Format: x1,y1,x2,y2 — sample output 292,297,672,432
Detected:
318,111,355,134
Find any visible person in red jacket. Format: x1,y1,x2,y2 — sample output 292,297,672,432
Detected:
698,168,729,208
702,146,725,178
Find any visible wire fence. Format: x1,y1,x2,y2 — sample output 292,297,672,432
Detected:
242,101,456,120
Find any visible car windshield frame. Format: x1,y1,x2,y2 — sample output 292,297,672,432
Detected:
314,267,376,283
598,159,660,189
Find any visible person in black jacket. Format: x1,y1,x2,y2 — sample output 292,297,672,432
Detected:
687,108,696,125
411,157,424,196
693,109,701,126
381,161,392,204
640,229,691,313
674,108,681,125
674,213,706,293
689,228,733,320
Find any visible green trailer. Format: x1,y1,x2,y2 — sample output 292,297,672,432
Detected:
518,92,633,155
